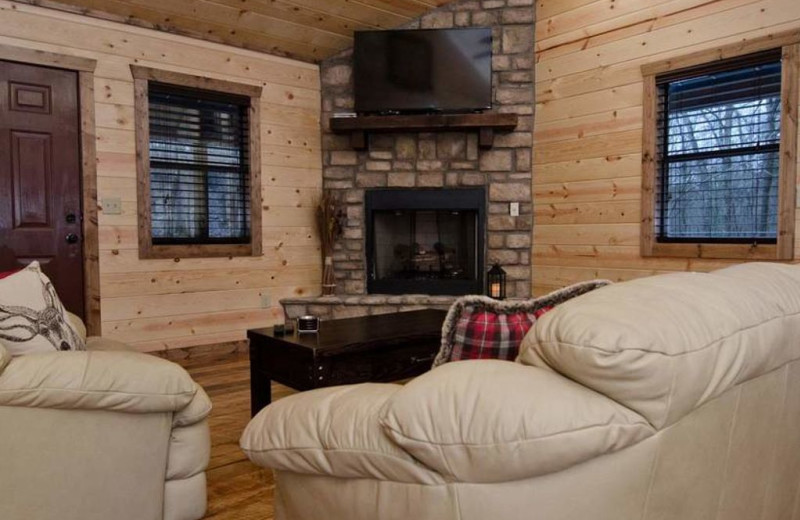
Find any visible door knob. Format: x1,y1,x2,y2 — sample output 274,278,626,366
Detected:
65,233,79,244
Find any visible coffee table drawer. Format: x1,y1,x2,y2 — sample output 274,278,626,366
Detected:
320,341,438,386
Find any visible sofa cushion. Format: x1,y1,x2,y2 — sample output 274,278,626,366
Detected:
433,280,611,367
519,263,800,429
380,360,654,483
0,262,85,355
240,384,445,485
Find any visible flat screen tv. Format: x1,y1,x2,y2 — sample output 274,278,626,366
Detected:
353,28,492,115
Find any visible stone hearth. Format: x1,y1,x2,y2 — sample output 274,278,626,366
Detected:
282,295,456,320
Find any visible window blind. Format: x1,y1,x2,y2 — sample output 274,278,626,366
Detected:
148,82,251,245
655,50,783,243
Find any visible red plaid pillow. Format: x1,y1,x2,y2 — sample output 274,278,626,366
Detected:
450,307,553,362
432,280,612,368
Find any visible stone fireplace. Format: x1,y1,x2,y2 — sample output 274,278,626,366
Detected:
282,0,534,320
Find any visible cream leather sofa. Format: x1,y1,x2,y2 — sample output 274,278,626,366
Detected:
0,316,212,520
241,262,800,520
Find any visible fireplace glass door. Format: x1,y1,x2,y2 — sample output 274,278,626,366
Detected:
373,209,478,283
365,188,485,295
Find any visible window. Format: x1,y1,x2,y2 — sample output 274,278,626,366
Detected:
131,66,262,259
641,39,798,260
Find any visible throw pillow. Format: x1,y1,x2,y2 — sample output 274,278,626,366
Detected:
432,280,611,368
0,262,86,355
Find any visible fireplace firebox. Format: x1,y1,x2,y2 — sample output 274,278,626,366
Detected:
365,188,486,295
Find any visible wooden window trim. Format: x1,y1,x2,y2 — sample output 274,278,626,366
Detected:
641,33,799,261
131,65,263,259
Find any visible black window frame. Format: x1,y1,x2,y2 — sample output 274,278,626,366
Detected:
654,49,783,245
147,82,252,246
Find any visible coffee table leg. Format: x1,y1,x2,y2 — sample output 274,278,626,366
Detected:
250,369,272,417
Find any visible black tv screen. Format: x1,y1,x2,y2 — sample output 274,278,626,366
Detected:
353,28,492,114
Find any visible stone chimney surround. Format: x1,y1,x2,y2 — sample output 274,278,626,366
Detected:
282,0,534,320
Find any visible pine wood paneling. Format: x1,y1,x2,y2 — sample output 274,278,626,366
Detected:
533,0,800,295
10,0,451,63
0,1,323,351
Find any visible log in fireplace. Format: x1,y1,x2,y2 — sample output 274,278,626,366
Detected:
365,188,486,295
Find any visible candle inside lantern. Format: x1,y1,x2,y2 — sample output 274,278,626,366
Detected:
490,282,501,298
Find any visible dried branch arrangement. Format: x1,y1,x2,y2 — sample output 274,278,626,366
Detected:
316,192,345,296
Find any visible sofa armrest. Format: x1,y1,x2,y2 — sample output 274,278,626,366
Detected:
380,360,655,483
0,350,203,416
240,384,445,485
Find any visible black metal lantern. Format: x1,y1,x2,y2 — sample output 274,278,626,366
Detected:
487,263,506,300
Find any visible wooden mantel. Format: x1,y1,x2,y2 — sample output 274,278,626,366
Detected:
329,112,518,150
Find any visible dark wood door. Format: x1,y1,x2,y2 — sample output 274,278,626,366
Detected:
0,61,84,318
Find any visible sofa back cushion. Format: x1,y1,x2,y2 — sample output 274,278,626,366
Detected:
519,263,800,429
381,360,654,483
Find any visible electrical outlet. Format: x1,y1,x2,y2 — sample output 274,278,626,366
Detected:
260,294,272,308
102,197,122,215
509,202,520,217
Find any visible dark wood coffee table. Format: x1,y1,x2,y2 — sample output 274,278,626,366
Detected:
247,309,447,416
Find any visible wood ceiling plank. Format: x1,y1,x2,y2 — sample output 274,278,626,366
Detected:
282,0,411,28
123,0,352,49
11,0,455,62
104,0,345,53
210,0,377,37
13,0,336,63
352,0,442,17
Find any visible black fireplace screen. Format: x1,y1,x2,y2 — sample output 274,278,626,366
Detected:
373,209,478,282
365,188,485,295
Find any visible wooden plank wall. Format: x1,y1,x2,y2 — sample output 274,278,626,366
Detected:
0,1,322,352
533,0,800,295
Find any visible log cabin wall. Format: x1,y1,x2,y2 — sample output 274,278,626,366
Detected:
0,1,322,352
532,0,800,296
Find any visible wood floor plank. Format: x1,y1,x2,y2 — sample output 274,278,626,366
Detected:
177,352,295,520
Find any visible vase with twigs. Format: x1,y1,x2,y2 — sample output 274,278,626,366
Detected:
316,192,345,296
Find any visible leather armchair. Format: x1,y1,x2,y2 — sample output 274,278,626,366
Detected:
242,263,800,520
0,316,212,520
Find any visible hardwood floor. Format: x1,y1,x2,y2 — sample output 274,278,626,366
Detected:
177,352,296,520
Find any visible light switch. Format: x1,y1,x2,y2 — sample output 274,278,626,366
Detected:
102,197,122,215
260,294,272,308
509,202,520,217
